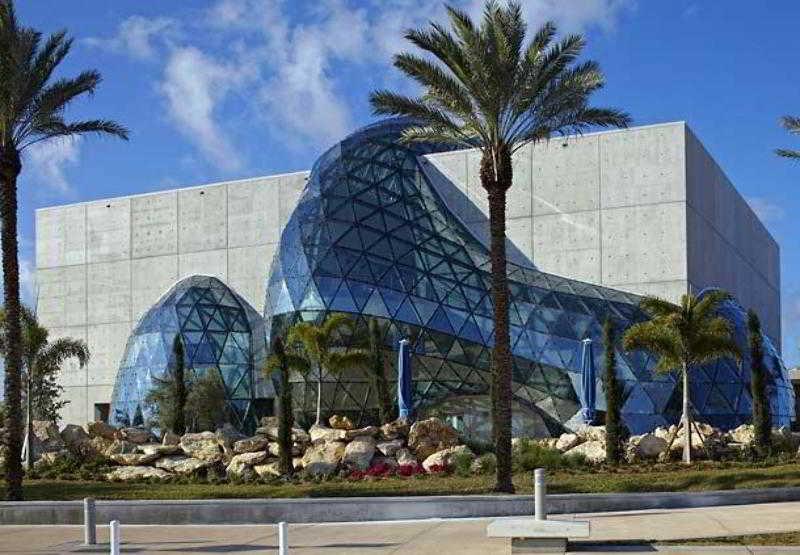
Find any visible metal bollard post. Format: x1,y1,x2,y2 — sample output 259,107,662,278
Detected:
83,497,96,545
534,468,546,521
110,520,121,555
278,521,288,555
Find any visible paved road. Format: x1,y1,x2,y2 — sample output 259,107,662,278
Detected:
2,501,800,554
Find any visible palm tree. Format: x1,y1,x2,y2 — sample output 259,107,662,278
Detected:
602,318,623,466
286,313,369,426
0,0,127,499
747,310,771,455
369,1,629,492
264,336,309,476
776,115,800,160
367,319,393,425
171,336,187,436
622,291,740,464
0,305,89,470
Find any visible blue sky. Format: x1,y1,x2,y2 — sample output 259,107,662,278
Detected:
11,1,800,362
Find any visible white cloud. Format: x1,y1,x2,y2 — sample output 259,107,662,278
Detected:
747,196,785,224
24,136,81,194
469,0,634,33
86,16,180,61
160,47,250,172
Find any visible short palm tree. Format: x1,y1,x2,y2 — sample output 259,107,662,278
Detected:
0,305,89,469
370,1,630,491
776,115,800,160
264,336,310,476
622,291,740,464
0,0,127,500
286,313,370,426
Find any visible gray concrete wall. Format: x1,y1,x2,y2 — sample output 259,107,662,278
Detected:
35,172,308,426
425,122,779,343
685,127,781,345
35,122,780,426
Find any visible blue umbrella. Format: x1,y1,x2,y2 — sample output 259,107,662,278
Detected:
580,338,596,424
397,338,413,420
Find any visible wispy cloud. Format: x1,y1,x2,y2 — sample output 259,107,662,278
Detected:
160,47,251,172
88,0,632,170
747,196,785,224
24,136,81,195
85,15,181,61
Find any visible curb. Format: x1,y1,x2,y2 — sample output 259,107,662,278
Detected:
2,487,800,525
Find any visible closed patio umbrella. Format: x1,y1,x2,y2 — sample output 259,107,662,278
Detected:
397,338,413,420
580,338,596,424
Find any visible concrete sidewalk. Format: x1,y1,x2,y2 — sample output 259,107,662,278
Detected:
1,501,799,554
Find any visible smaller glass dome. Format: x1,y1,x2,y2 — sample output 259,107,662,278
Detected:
110,275,270,433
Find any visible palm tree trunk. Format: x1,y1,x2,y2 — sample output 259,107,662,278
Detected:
279,361,293,476
482,147,514,494
25,374,33,470
1,148,25,500
682,362,692,464
316,364,323,426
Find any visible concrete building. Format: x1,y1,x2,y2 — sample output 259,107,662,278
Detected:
34,121,783,428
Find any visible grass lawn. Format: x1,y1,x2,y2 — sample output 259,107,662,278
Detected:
4,461,800,501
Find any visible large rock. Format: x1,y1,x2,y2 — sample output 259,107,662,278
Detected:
234,436,269,454
343,436,376,470
86,421,119,440
408,418,459,461
422,445,474,472
376,439,404,457
395,448,416,466
345,426,379,440
180,432,222,462
380,418,410,440
728,424,755,445
309,424,347,443
254,461,282,478
329,415,353,430
60,424,89,448
301,441,345,476
91,438,137,458
575,425,607,443
226,451,269,479
162,430,181,446
267,442,303,458
216,424,246,454
138,443,183,457
555,433,581,452
105,466,171,481
626,433,667,462
110,453,159,466
564,440,605,464
155,456,211,475
120,427,152,444
257,417,310,444
30,420,66,458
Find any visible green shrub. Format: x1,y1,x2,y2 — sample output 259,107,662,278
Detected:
451,452,474,477
472,453,497,475
512,439,589,472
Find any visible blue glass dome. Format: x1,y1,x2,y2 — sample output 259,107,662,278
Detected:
263,119,794,436
110,275,269,433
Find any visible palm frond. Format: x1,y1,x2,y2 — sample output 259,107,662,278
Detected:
780,115,800,134
638,296,681,319
776,148,800,160
327,350,370,375
692,289,731,322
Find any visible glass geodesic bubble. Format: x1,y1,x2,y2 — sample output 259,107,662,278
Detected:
110,275,270,434
263,118,795,437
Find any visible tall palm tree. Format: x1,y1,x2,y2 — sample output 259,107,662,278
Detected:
0,0,127,499
776,115,800,160
622,291,740,464
286,313,369,426
264,336,309,476
0,305,89,469
369,1,629,491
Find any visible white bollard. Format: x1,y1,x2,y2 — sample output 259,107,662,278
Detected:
83,498,96,545
109,520,121,555
278,521,289,554
534,468,546,521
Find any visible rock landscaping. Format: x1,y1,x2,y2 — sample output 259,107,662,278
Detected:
5,416,800,485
